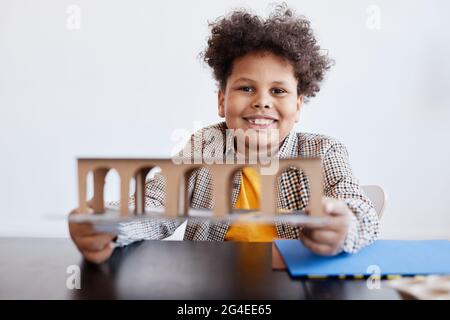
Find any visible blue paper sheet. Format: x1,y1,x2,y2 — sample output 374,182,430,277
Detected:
274,239,450,278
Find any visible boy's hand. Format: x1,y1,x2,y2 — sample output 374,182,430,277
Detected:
68,207,116,264
301,197,352,256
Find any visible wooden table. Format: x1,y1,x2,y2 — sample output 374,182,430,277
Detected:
0,237,400,299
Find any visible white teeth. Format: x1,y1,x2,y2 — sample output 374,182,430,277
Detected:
248,118,274,125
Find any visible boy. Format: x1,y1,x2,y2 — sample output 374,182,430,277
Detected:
69,5,380,264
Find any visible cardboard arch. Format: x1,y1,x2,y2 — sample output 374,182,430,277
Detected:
77,158,323,219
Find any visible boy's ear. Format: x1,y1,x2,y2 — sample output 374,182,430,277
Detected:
218,90,225,118
295,95,304,123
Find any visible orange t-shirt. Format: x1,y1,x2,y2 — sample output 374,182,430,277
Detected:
224,167,278,242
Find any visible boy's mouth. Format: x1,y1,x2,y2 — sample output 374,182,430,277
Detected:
242,115,278,129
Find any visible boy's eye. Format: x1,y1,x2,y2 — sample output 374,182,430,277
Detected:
239,86,254,93
271,88,286,95
237,86,286,95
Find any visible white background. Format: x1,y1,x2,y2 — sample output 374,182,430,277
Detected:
0,0,449,239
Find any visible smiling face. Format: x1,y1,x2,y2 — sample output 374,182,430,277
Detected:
218,51,303,155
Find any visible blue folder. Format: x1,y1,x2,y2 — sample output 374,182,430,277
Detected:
274,239,450,278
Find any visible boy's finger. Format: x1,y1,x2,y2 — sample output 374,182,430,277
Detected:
68,206,97,236
322,199,350,217
306,198,349,217
302,214,348,231
302,229,340,245
69,206,94,215
83,242,116,264
69,221,98,236
301,236,335,256
76,233,116,252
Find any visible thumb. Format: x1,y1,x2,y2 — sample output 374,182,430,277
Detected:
69,205,94,216
323,198,349,217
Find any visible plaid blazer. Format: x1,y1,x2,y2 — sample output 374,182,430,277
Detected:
114,122,380,253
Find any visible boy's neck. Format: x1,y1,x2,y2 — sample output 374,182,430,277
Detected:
233,137,285,160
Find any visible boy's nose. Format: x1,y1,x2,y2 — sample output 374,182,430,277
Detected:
252,94,273,109
253,103,271,109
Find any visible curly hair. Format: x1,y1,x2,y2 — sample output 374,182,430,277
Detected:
201,3,333,99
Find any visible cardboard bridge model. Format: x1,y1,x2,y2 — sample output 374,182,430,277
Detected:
74,158,327,225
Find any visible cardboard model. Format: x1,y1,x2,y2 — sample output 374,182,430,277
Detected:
77,158,323,220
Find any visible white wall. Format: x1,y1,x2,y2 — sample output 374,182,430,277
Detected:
0,0,449,239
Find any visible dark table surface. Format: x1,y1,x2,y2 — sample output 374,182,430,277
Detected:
0,237,400,299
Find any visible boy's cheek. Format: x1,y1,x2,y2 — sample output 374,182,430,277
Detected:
224,112,246,129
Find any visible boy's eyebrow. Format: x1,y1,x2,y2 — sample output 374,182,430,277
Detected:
233,77,256,83
233,77,289,86
271,80,289,86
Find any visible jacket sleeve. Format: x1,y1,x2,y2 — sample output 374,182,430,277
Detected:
111,172,183,247
322,140,381,253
